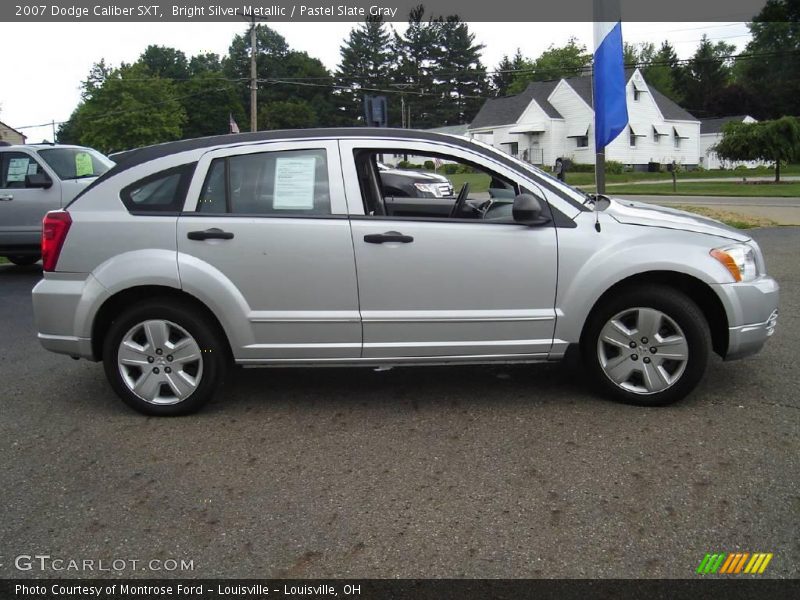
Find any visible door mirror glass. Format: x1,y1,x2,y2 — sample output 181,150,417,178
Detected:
25,172,53,189
512,193,548,225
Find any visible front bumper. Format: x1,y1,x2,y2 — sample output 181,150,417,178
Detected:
713,275,780,361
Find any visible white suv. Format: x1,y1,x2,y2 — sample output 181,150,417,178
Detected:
0,143,112,265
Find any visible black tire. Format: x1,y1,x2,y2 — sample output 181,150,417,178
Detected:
102,298,228,416
7,255,40,266
581,285,711,406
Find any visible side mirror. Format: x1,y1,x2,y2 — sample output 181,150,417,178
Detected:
25,172,53,189
512,193,549,225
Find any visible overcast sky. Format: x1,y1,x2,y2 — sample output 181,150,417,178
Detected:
1,21,750,142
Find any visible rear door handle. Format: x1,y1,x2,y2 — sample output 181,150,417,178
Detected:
364,231,414,244
187,228,234,241
0,194,13,201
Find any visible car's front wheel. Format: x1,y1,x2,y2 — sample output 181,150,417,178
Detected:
581,286,712,406
102,299,228,415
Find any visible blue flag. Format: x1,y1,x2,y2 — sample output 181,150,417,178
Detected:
593,19,628,149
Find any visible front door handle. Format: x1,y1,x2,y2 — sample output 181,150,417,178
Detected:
0,194,13,201
187,228,234,241
364,231,414,244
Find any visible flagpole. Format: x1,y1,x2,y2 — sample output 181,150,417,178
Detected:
593,0,626,197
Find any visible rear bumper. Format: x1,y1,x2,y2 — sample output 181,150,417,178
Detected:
714,275,780,361
32,272,108,360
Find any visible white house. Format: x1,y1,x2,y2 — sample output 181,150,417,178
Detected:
467,68,701,170
698,115,764,170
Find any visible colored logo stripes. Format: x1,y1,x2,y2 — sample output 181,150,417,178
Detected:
696,552,773,574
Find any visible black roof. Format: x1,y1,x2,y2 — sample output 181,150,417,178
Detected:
469,70,697,129
109,128,477,175
470,80,562,129
699,115,751,134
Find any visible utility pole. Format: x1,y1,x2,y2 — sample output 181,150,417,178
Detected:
249,16,258,132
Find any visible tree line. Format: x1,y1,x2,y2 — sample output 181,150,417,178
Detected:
56,0,798,154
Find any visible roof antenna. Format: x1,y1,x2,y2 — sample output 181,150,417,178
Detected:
595,207,601,232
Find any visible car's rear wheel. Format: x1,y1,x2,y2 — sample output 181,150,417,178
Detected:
102,299,227,415
7,255,40,266
581,286,711,406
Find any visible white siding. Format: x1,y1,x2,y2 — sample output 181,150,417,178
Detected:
699,117,764,169
468,68,703,169
548,80,596,165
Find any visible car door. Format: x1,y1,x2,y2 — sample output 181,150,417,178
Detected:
339,138,559,360
177,140,361,361
0,151,60,247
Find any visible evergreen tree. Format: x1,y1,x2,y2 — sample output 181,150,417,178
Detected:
433,17,488,124
392,5,440,127
336,16,393,125
492,50,531,97
677,35,736,117
642,41,682,103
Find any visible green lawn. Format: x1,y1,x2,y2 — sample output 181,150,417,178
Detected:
563,164,799,187
577,181,800,197
445,172,492,194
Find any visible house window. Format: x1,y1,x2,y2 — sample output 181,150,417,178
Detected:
653,128,660,143
576,136,589,148
634,90,641,102
674,134,681,149
629,126,637,147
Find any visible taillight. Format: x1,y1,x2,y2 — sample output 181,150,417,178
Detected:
41,211,72,272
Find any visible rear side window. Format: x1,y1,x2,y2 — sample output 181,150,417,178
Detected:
0,152,44,189
121,163,195,213
197,148,330,216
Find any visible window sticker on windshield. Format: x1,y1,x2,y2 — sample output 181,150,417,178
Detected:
273,156,316,209
7,158,29,182
75,152,93,177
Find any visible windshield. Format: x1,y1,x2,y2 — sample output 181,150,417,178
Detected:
465,137,591,207
37,147,113,180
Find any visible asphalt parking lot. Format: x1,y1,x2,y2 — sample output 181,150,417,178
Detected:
1,227,798,580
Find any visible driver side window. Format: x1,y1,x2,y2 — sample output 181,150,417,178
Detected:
353,149,518,222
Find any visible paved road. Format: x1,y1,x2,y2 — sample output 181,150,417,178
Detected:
1,228,798,579
616,195,800,226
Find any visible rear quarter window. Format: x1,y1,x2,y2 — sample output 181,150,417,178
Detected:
120,163,196,214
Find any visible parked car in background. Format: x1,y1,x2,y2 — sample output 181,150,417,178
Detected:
31,128,778,415
375,161,456,218
0,144,113,265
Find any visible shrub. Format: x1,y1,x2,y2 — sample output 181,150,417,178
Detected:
423,160,435,170
442,163,460,174
605,160,625,174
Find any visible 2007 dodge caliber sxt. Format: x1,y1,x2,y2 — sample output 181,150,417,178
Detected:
31,129,779,415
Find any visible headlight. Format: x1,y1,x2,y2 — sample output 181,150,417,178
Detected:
413,183,442,197
710,244,759,282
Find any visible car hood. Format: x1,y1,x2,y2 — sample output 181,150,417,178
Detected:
603,197,750,242
383,169,450,183
60,177,99,204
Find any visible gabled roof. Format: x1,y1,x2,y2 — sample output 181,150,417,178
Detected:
469,80,562,129
699,115,752,134
469,68,698,129
0,120,26,140
648,88,697,122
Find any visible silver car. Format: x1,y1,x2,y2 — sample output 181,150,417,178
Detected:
31,129,779,415
0,144,113,265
